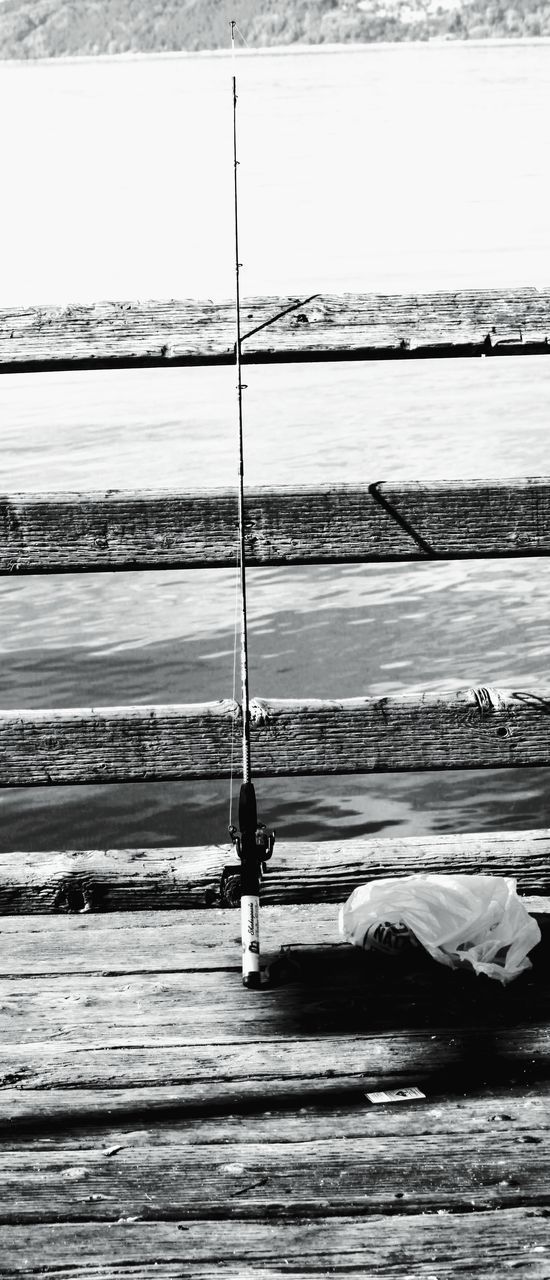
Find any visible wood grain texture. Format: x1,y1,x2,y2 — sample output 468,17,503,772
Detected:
1,831,550,915
3,901,547,1127
0,479,548,572
4,952,550,1046
1,1209,550,1276
5,1089,549,1146
1,289,550,371
0,701,237,784
3,898,548,973
247,688,550,776
2,1025,550,1114
0,688,549,785
0,1128,548,1222
0,905,546,1045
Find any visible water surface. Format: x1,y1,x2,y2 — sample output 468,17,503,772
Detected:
0,42,549,850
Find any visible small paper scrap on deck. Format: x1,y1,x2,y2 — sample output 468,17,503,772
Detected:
366,1087,426,1104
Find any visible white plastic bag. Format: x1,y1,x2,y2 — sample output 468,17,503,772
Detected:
339,873,541,984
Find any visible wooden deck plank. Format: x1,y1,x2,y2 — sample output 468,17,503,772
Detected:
4,1088,549,1145
0,902,342,966
2,832,550,916
0,1126,548,1222
0,479,549,571
2,1024,550,1117
5,1069,549,1131
1,289,550,372
3,956,549,1045
1,1209,549,1276
2,903,546,1124
2,898,548,971
0,688,550,784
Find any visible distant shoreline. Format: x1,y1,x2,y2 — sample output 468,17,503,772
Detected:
2,35,550,68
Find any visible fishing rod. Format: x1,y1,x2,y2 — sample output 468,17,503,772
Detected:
228,20,275,989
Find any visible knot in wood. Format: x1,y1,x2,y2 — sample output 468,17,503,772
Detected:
220,866,242,908
54,880,97,913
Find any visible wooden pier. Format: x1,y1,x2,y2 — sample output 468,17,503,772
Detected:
1,289,550,1278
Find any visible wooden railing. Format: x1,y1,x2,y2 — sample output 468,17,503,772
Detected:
0,688,549,785
2,288,550,912
4,830,550,915
0,479,548,570
1,288,549,371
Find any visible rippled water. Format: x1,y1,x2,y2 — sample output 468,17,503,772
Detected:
1,42,549,851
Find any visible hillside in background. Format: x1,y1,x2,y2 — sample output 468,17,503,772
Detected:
0,0,548,58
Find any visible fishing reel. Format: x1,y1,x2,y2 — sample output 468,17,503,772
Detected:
223,782,275,907
229,820,275,870
229,781,275,874
228,819,275,870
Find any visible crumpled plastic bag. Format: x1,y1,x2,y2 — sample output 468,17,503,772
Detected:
339,873,541,985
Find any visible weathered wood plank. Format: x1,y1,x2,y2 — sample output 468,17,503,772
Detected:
1,289,549,371
0,1080,420,1128
248,688,550,776
2,873,546,1042
2,1026,549,1108
1,1209,549,1276
5,1074,547,1133
1,832,549,916
3,950,549,1045
0,701,237,784
5,1088,549,1146
3,903,546,1124
0,688,549,785
0,846,228,914
0,479,549,572
3,896,549,969
0,1128,548,1222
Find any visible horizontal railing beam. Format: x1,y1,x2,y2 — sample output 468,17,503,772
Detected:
1,289,549,372
0,701,238,785
2,830,550,914
0,687,548,784
0,479,549,571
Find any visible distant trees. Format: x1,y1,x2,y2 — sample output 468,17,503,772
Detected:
1,0,550,59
